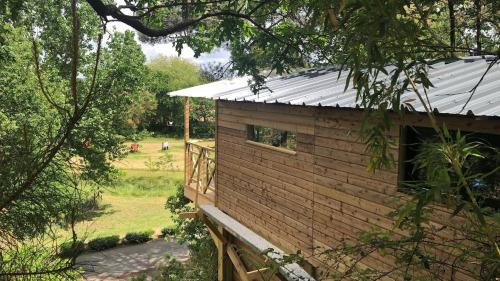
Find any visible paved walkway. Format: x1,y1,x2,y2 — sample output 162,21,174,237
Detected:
77,239,189,281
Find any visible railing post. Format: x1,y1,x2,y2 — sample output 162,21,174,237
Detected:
183,96,190,189
200,148,207,193
205,150,209,191
194,149,203,207
184,143,187,187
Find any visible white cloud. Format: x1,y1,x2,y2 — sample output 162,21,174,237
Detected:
106,5,230,66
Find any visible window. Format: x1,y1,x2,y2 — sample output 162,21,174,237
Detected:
402,126,500,210
247,125,297,151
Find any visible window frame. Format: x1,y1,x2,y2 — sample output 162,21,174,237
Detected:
246,124,297,155
399,125,500,210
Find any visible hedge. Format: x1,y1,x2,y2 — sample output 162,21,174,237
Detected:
59,240,85,258
87,235,120,251
125,230,153,244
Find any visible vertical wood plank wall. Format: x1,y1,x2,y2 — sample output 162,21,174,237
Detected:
215,100,493,281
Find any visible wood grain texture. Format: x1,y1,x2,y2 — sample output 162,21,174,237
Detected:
214,100,497,280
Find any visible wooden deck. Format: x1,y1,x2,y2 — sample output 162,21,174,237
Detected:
184,182,215,206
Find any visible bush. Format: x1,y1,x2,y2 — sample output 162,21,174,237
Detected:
87,235,120,251
59,240,85,259
161,226,176,237
131,273,148,281
156,254,186,281
164,184,218,281
125,230,153,244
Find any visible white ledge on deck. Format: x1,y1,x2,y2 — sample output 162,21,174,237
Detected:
199,204,315,281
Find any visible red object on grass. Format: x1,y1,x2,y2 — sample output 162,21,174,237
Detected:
130,143,139,152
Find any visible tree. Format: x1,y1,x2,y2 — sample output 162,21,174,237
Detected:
145,56,214,137
98,30,151,136
83,0,500,279
200,62,236,82
0,1,150,279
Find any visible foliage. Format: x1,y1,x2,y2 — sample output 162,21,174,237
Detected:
148,56,204,92
124,231,154,244
161,226,176,237
155,254,187,281
145,55,215,138
145,56,201,133
58,240,85,259
101,30,160,134
162,184,218,281
97,30,150,137
408,129,500,209
165,183,191,214
0,239,82,280
107,173,183,197
145,152,175,171
131,273,148,281
249,125,297,150
200,61,236,82
87,235,120,251
190,98,216,139
0,1,150,277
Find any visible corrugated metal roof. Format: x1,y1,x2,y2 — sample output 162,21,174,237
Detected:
170,58,500,117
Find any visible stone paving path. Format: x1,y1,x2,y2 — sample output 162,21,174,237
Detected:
77,239,189,281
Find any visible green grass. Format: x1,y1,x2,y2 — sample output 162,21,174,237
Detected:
75,195,175,240
106,169,183,197
71,136,214,240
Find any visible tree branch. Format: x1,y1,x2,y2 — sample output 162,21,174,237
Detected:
71,0,80,113
85,0,273,37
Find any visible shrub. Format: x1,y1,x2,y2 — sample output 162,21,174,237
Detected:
131,273,148,281
164,184,217,281
156,254,186,281
87,235,120,251
161,226,175,237
59,240,85,259
125,230,153,244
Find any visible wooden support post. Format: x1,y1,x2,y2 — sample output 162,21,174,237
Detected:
183,96,190,188
203,217,225,245
178,211,201,220
227,245,270,281
214,100,218,207
227,244,250,281
247,268,269,280
218,226,232,281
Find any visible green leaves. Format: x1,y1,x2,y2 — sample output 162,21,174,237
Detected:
0,3,153,279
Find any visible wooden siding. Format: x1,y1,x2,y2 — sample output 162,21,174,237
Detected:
216,101,497,280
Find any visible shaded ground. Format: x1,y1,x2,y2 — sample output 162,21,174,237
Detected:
74,195,175,239
78,239,189,281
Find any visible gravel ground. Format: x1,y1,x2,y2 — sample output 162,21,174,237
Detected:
77,239,189,281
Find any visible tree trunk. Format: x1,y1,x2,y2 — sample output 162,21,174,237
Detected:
448,0,456,57
475,0,482,54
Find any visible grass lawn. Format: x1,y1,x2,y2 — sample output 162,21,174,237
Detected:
73,136,213,240
75,195,175,239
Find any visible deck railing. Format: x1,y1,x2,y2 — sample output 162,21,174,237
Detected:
185,141,216,205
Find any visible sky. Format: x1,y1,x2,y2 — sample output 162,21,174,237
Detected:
108,2,230,65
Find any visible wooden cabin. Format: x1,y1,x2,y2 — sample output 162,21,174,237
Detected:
171,58,500,281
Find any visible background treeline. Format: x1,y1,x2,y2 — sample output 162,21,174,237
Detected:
140,55,219,139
